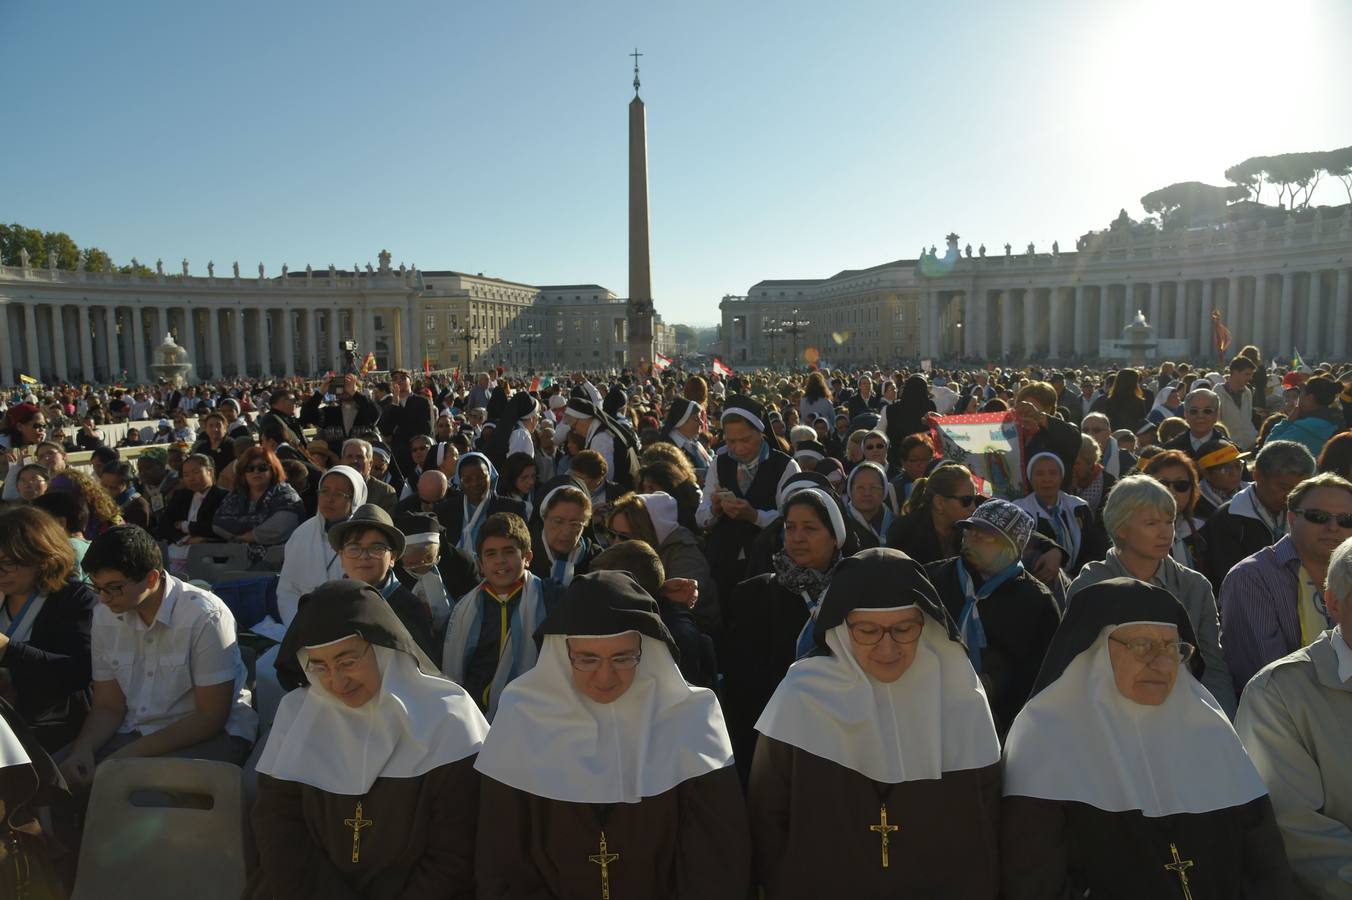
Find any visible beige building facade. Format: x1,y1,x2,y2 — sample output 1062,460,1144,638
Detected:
722,210,1352,367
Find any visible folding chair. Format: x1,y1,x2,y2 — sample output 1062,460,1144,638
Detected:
71,758,248,900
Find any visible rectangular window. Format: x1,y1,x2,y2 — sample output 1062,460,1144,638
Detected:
374,315,384,331
425,313,436,331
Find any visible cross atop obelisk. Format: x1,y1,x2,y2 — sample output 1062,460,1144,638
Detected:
626,49,655,371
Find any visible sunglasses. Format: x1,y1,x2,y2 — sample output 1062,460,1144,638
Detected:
941,494,979,508
1292,508,1352,529
244,464,272,474
1159,479,1192,493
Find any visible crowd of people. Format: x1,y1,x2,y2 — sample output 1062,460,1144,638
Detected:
1,349,1351,898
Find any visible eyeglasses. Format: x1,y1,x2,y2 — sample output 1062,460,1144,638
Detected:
1158,479,1192,493
940,494,979,508
89,577,145,599
304,641,373,678
0,557,24,574
1186,407,1217,416
1291,508,1352,529
1084,426,1109,435
1110,636,1195,663
545,516,586,530
863,443,887,451
848,620,923,646
27,421,48,430
317,487,354,500
243,464,271,474
342,543,392,559
568,650,642,672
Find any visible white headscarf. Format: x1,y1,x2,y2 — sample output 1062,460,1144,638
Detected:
640,491,680,545
474,632,734,803
257,642,488,796
1003,624,1268,817
272,466,370,629
755,609,1000,784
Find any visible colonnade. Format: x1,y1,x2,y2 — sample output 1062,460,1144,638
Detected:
925,267,1352,362
0,298,419,385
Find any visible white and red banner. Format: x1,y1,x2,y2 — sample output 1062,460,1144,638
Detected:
654,352,672,371
927,411,1025,500
712,357,733,377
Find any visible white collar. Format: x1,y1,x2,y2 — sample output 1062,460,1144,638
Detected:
1332,625,1352,684
475,634,733,803
1003,626,1268,816
755,619,1000,784
257,646,488,795
0,713,29,770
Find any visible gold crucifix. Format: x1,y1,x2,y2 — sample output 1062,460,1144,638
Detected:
344,801,373,863
869,804,899,868
1164,842,1195,900
588,830,620,899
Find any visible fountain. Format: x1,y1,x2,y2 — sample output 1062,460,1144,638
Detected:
1119,310,1157,367
149,332,194,386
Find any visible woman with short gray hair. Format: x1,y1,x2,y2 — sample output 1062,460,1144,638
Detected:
1067,475,1237,717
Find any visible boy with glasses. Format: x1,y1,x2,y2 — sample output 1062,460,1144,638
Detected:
59,526,256,790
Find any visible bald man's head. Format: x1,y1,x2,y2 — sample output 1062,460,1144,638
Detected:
418,470,449,503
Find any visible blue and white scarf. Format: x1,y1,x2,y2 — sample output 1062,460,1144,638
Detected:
441,572,548,721
453,452,499,554
954,557,1024,673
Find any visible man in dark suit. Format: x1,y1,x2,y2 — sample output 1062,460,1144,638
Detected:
340,437,398,514
256,388,308,450
378,368,435,480
154,452,228,543
300,373,382,446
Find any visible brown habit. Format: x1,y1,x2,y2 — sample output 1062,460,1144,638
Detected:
475,765,750,899
748,735,1001,899
251,756,480,900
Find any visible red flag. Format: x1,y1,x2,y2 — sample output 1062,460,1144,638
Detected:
359,352,377,375
654,352,672,371
530,376,541,392
423,356,431,378
712,357,733,377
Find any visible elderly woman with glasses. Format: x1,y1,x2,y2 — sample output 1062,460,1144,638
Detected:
1067,474,1236,717
1002,579,1291,899
212,446,305,557
252,579,489,900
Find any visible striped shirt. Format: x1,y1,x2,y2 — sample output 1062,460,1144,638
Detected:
1219,536,1304,696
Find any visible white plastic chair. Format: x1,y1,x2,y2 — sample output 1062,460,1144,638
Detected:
71,758,248,900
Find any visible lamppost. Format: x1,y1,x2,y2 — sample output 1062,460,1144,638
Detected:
783,308,811,369
762,320,783,367
459,326,478,371
521,324,542,372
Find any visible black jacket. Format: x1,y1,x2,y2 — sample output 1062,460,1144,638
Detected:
378,394,436,471
0,581,97,753
1197,501,1276,595
258,408,308,449
154,485,228,542
301,391,383,445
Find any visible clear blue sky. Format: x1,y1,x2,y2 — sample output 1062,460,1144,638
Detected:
5,0,1350,325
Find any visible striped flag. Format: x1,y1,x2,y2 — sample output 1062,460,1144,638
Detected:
359,352,377,375
712,357,733,377
654,352,672,371
1292,348,1306,370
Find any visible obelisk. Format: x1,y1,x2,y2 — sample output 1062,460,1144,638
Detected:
626,48,655,371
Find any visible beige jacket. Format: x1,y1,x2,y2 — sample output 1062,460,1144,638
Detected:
1237,630,1352,899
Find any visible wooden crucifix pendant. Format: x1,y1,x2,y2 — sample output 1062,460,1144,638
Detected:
344,800,373,863
869,804,899,868
588,830,620,899
1164,842,1195,900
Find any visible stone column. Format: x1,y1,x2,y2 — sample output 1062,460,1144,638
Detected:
233,308,247,378
1098,286,1113,345
1278,273,1295,357
1047,288,1062,359
404,298,418,371
366,306,378,364
256,309,272,378
105,308,121,380
306,308,319,374
207,308,222,380
280,306,296,376
50,305,68,382
328,306,341,372
155,306,167,344
1252,276,1267,356
1305,271,1323,359
925,291,939,359
182,307,197,380
1023,290,1037,357
1148,283,1161,333
1172,282,1187,342
1071,286,1085,356
1198,279,1213,359
132,307,148,384
1334,269,1350,359
0,304,12,386
962,293,974,357
20,305,37,379
78,305,93,383
999,291,1014,358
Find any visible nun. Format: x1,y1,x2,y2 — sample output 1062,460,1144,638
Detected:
274,465,368,631
252,580,489,900
844,460,898,549
392,511,480,640
748,548,1003,899
1014,451,1105,574
1001,577,1294,899
660,396,711,478
438,452,526,556
475,571,750,898
723,487,851,782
